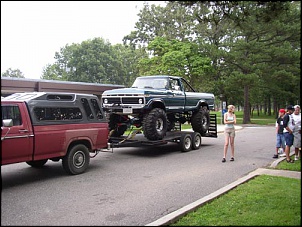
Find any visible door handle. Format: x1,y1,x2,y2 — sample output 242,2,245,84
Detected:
19,129,29,133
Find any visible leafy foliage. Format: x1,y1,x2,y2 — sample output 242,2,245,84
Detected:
1,68,25,78
35,1,299,124
124,1,300,122
41,38,147,86
138,37,214,92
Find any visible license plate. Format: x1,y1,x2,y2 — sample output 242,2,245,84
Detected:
123,108,133,114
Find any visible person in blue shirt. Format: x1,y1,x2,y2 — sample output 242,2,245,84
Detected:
273,109,286,158
283,105,295,163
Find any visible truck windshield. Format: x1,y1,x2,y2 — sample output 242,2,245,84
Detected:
132,77,168,90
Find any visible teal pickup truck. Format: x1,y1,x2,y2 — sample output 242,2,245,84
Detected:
102,75,215,141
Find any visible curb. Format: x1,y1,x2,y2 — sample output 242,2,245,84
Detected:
270,151,296,168
145,151,300,226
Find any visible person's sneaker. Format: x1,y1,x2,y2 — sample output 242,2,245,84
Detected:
273,154,278,158
294,156,299,161
279,153,286,157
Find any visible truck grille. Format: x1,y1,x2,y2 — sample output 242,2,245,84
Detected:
106,97,121,104
103,96,145,105
122,97,142,104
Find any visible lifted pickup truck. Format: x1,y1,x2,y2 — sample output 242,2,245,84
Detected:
102,75,216,140
107,113,217,152
1,92,109,175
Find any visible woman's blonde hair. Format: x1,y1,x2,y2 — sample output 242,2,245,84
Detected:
228,105,235,109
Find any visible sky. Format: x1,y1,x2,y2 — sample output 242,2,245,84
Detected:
1,1,166,79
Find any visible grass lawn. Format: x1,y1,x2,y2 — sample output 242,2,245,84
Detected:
212,110,277,125
274,156,301,171
170,174,301,226
170,157,301,226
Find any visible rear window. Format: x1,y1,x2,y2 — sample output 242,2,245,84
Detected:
81,98,94,119
90,98,104,120
46,94,74,100
34,107,82,121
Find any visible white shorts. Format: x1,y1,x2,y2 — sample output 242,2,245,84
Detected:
293,131,301,148
224,127,235,137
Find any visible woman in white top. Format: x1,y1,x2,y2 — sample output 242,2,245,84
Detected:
222,105,237,162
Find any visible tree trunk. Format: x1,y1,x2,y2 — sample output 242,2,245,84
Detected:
243,85,251,124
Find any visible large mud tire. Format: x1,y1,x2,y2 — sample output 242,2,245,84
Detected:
191,108,210,136
143,108,168,141
108,114,128,137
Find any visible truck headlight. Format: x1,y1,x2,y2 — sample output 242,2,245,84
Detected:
104,99,108,104
138,98,143,104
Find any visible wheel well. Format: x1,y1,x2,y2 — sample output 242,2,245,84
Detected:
198,102,209,111
150,101,165,111
68,140,91,153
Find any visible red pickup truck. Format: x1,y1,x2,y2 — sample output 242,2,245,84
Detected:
1,92,109,175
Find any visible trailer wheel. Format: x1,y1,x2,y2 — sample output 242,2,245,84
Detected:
26,159,48,168
62,144,90,175
180,133,192,152
192,132,202,150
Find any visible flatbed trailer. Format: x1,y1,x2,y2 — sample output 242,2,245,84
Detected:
105,114,217,152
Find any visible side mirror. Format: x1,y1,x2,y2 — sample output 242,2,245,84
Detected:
1,119,13,141
2,119,13,127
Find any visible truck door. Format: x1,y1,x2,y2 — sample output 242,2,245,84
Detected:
180,78,202,111
166,78,185,112
1,103,34,165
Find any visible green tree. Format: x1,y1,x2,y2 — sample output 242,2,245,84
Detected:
58,38,121,84
126,1,300,123
41,63,67,80
138,37,214,92
113,44,149,86
123,2,200,46
177,1,300,122
41,37,149,86
1,68,25,78
213,1,300,122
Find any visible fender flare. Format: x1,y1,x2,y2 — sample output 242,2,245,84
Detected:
145,98,166,111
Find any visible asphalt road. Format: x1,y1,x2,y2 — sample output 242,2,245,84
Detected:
1,125,276,226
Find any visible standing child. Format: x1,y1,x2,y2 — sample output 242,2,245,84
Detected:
222,104,236,162
273,109,285,158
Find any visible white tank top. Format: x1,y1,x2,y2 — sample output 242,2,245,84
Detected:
225,113,234,129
